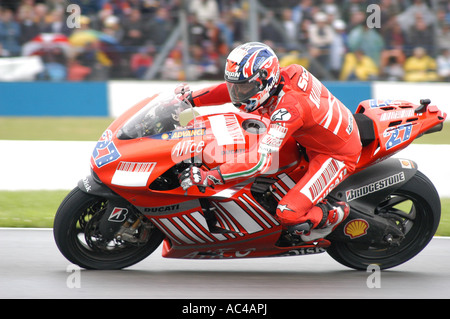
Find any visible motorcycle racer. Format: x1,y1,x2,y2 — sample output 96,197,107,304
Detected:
178,42,362,243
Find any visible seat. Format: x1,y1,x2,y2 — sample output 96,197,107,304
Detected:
353,113,376,146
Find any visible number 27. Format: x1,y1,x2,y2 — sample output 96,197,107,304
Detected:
385,124,412,150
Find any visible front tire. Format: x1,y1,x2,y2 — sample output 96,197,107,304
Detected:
327,170,441,270
53,187,164,270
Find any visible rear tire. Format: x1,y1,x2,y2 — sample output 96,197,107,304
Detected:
327,170,440,270
53,187,164,270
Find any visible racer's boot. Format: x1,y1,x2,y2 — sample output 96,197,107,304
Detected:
300,200,350,242
286,200,349,243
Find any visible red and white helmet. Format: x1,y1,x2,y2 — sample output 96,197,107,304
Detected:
224,42,280,112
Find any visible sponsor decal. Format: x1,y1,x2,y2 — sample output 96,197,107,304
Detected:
225,70,240,80
384,123,412,150
144,204,180,213
209,114,245,146
399,158,415,169
182,248,257,259
111,161,156,187
270,108,292,121
346,109,354,135
344,219,369,239
279,247,327,256
276,204,294,213
172,140,205,157
300,158,347,202
153,128,206,140
258,124,288,154
92,129,121,168
346,172,405,202
108,207,128,222
297,67,310,91
380,108,415,121
139,200,200,216
82,177,91,192
369,99,393,108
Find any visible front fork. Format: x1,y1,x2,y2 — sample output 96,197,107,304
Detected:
79,174,153,245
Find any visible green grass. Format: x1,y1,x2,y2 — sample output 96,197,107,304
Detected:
0,190,69,228
413,122,450,144
0,117,114,141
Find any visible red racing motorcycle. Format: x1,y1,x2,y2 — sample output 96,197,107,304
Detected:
53,90,446,270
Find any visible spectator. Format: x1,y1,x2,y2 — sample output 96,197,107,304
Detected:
44,8,72,36
292,0,314,28
437,48,450,81
130,44,155,79
67,57,92,81
0,8,21,56
121,8,146,52
146,7,173,50
380,50,405,81
17,5,40,45
187,14,208,47
383,19,406,50
307,12,333,69
33,3,50,33
321,0,340,20
329,19,347,79
259,11,283,46
279,50,310,69
77,40,112,80
281,8,297,46
221,8,245,46
340,50,379,81
403,47,438,82
38,47,67,81
341,0,367,24
102,15,123,42
436,23,450,51
396,0,435,32
189,0,220,25
347,19,385,66
186,44,219,80
162,43,185,81
405,14,435,56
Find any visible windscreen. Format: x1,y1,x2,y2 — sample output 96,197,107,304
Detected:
117,93,192,140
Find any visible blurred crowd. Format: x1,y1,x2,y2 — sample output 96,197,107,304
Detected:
1,0,450,82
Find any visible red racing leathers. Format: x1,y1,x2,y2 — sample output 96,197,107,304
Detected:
189,64,362,229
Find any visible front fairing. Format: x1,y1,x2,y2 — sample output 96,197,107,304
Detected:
89,92,302,203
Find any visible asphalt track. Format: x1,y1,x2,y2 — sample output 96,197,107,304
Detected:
1,228,450,300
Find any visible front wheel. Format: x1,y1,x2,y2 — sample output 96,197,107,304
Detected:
327,170,441,270
53,187,164,270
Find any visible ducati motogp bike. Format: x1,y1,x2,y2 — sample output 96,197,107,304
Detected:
53,89,446,270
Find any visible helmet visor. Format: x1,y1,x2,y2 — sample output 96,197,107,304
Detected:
226,80,260,104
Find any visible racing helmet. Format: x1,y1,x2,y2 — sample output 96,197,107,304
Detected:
224,42,281,112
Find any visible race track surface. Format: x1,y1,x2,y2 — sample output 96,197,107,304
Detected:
1,228,450,299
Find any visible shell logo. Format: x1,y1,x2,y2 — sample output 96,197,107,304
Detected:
344,219,369,239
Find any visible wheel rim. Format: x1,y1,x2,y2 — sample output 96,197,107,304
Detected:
68,198,157,264
343,192,433,261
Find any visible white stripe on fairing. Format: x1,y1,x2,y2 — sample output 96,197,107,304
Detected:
219,201,263,234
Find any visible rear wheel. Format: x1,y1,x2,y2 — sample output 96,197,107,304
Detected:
53,187,164,270
327,170,440,270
